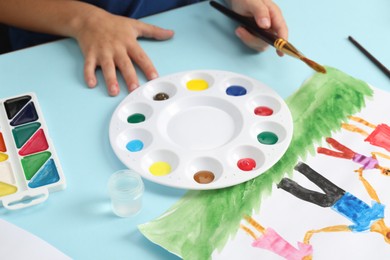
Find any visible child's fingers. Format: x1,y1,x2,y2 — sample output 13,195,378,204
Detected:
268,5,287,57
235,26,269,52
84,57,98,89
115,52,139,92
100,58,120,96
135,22,174,40
251,0,271,29
128,42,158,82
267,2,288,40
128,22,167,83
268,2,288,56
81,19,173,96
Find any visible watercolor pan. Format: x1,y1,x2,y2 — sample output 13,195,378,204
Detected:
109,70,293,190
0,93,65,209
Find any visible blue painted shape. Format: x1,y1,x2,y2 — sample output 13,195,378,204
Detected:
126,139,144,152
10,102,39,126
226,85,247,96
331,192,385,232
28,159,60,188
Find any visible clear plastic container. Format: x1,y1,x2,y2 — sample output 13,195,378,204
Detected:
108,169,144,217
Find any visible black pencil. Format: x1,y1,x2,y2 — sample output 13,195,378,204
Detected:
348,36,390,79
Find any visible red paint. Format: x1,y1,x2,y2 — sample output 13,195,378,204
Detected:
237,158,256,171
19,129,49,156
254,106,273,116
0,132,6,152
365,124,390,151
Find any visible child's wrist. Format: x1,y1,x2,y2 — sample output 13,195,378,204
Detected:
69,5,107,39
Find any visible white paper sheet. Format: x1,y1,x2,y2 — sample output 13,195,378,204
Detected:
0,219,71,260
213,88,390,259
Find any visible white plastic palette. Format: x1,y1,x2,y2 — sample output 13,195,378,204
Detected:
0,93,65,209
109,70,293,190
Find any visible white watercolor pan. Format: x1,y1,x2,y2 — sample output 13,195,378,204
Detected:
0,93,65,209
109,70,293,190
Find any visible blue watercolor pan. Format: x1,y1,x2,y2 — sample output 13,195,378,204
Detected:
0,93,65,210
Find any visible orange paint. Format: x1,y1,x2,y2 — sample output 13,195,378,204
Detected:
194,170,215,184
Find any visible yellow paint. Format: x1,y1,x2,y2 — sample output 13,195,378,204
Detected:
149,162,171,176
0,152,8,162
0,182,17,197
186,79,209,91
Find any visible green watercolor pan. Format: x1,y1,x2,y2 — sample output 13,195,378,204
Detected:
0,93,65,209
109,70,293,190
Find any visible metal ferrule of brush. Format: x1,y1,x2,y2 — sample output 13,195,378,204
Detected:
274,38,304,59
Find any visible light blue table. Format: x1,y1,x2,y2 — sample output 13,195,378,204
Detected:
1,1,389,259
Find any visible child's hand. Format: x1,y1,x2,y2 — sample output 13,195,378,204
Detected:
227,0,288,56
74,9,174,96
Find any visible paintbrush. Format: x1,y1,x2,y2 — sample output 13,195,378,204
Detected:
348,36,390,79
210,1,326,74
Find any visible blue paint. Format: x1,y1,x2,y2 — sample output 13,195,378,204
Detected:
126,139,144,152
331,192,385,232
28,159,60,188
10,102,39,126
226,85,247,96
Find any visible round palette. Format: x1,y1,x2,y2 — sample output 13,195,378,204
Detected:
109,70,293,190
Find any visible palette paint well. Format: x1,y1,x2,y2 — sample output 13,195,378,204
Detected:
109,70,293,190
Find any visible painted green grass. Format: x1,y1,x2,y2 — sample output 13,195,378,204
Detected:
139,67,373,260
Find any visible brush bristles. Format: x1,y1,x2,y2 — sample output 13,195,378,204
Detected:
301,57,326,74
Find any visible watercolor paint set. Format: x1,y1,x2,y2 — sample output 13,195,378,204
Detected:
110,70,293,190
0,93,65,209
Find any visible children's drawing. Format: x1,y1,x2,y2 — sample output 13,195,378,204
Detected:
317,137,390,176
241,215,313,260
278,162,390,244
342,116,390,152
139,67,377,259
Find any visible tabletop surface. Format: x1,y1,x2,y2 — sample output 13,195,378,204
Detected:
1,0,390,259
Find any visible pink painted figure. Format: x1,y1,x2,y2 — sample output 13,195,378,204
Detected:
342,116,390,152
241,215,313,260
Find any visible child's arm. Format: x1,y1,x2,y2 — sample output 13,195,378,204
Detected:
358,171,381,203
304,225,350,244
0,0,173,96
372,151,390,161
0,0,90,36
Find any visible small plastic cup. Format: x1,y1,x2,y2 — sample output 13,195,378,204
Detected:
108,169,144,217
